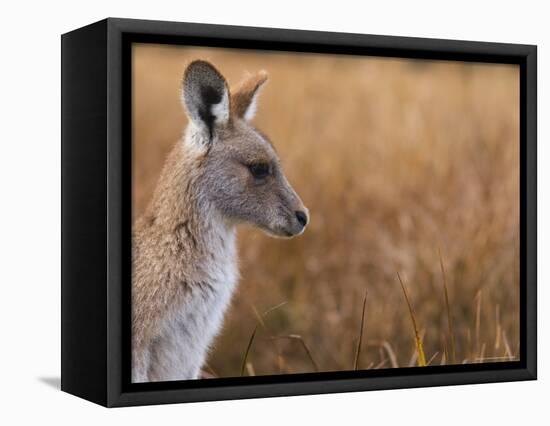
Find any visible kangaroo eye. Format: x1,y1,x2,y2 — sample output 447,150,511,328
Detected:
248,162,271,179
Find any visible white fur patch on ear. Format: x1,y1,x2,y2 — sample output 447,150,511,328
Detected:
211,91,230,125
243,90,260,121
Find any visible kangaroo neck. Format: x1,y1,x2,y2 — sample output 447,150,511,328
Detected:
144,140,236,262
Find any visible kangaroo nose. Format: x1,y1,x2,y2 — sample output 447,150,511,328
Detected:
295,210,308,227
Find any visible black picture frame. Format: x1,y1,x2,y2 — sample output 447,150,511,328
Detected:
61,17,537,407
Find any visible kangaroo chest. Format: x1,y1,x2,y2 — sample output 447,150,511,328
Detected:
148,229,238,381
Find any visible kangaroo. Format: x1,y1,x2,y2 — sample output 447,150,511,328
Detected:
132,60,309,382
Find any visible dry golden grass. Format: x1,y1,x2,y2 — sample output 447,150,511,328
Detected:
132,43,520,377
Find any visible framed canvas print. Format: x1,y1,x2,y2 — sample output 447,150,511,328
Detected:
61,18,537,407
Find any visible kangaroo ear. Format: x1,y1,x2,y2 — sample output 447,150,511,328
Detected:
231,71,268,121
182,60,230,139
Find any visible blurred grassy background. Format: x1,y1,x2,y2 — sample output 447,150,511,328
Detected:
132,43,520,377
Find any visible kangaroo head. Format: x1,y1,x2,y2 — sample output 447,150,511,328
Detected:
180,60,308,238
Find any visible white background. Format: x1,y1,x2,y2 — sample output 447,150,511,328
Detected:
0,0,546,424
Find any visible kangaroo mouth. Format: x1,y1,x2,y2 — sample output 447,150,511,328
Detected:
262,221,307,239
265,228,297,239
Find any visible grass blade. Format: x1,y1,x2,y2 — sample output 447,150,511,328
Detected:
381,341,399,368
240,301,288,376
270,335,319,372
475,289,482,355
245,363,256,376
397,271,427,366
438,248,456,364
495,304,501,350
427,351,440,366
240,324,259,376
501,329,513,360
354,289,368,370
